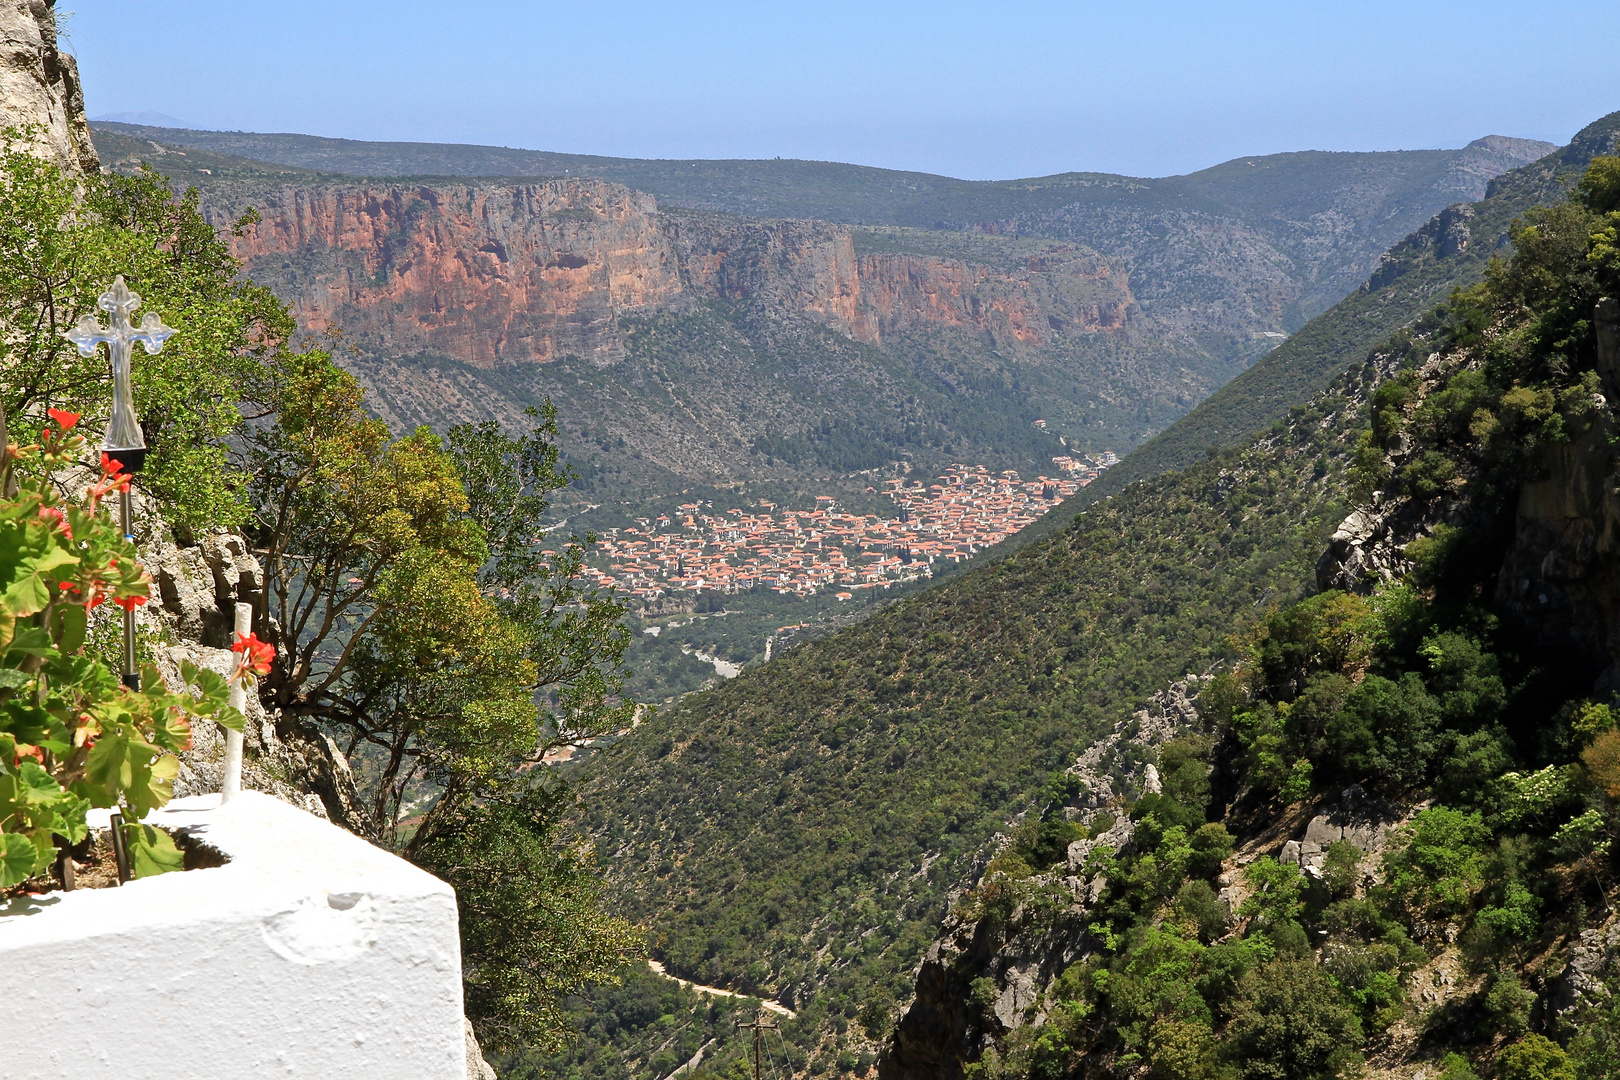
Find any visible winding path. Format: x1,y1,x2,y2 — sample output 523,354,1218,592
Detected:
646,960,796,1018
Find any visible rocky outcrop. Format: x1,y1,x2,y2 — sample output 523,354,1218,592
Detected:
1364,203,1476,294
1493,335,1620,687
1550,920,1620,1019
1317,308,1620,690
465,1018,498,1080
858,249,1132,349
0,0,97,175
882,676,1207,1080
1276,784,1400,876
664,213,877,342
137,517,369,834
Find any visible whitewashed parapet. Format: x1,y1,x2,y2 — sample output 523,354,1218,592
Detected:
0,792,466,1080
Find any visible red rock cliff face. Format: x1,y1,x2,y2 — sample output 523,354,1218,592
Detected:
857,249,1132,350
219,179,1131,367
663,214,878,342
224,180,685,367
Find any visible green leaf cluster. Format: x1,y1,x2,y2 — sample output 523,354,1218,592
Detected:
0,425,243,888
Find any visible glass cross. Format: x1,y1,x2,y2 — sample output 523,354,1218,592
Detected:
62,276,175,455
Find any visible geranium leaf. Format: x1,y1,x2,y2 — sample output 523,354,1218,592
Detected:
215,705,246,733
17,760,62,802
5,626,56,659
0,831,37,887
54,604,85,656
130,825,184,878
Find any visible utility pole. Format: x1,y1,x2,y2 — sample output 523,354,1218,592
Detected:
736,1010,778,1080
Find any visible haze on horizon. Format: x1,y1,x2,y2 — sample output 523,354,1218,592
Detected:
74,0,1620,181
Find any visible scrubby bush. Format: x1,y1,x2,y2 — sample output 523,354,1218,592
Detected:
1497,1034,1574,1080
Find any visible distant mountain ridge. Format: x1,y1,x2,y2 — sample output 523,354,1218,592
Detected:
96,121,1551,335
91,125,1553,516
1068,111,1620,505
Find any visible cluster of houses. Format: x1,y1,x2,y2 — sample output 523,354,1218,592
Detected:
1051,450,1118,477
584,458,1115,601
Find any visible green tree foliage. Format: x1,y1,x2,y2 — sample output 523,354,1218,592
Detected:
1222,960,1364,1080
242,357,642,1048
0,131,289,528
411,785,641,1053
243,362,633,850
1497,1034,1576,1080
1380,807,1491,919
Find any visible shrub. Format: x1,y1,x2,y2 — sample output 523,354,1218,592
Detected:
1496,1034,1574,1080
1381,806,1491,920
1582,730,1620,798
1483,969,1535,1039
1186,822,1235,880
1326,671,1441,790
1221,960,1363,1080
1438,1052,1480,1080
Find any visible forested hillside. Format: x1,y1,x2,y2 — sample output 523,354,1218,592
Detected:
525,373,1364,1077
510,114,1620,1080
878,149,1620,1080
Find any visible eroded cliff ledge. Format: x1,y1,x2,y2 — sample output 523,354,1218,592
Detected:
210,178,1137,370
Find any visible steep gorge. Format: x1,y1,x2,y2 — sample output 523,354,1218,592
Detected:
194,176,1158,501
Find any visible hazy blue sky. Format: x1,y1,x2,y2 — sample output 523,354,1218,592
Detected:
70,1,1620,180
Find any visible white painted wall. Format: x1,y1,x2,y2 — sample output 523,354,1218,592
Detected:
0,792,467,1080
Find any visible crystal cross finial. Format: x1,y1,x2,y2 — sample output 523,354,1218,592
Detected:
59,276,177,454
64,276,175,358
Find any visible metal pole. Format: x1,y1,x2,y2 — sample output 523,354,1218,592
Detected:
221,602,252,803
119,487,138,691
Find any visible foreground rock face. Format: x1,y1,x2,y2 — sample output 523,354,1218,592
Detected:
1317,308,1620,691
139,521,369,834
882,677,1207,1080
0,0,96,174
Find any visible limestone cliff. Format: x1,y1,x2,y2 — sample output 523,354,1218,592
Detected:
0,0,95,174
857,249,1131,348
213,180,1137,369
1316,302,1620,690
219,180,685,367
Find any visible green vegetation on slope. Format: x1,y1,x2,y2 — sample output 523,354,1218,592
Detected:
555,369,1367,1074
1075,111,1620,509
924,152,1620,1080
966,111,1620,576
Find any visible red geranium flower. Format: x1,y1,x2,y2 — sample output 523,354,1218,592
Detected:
232,630,276,678
46,407,80,432
38,505,72,539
